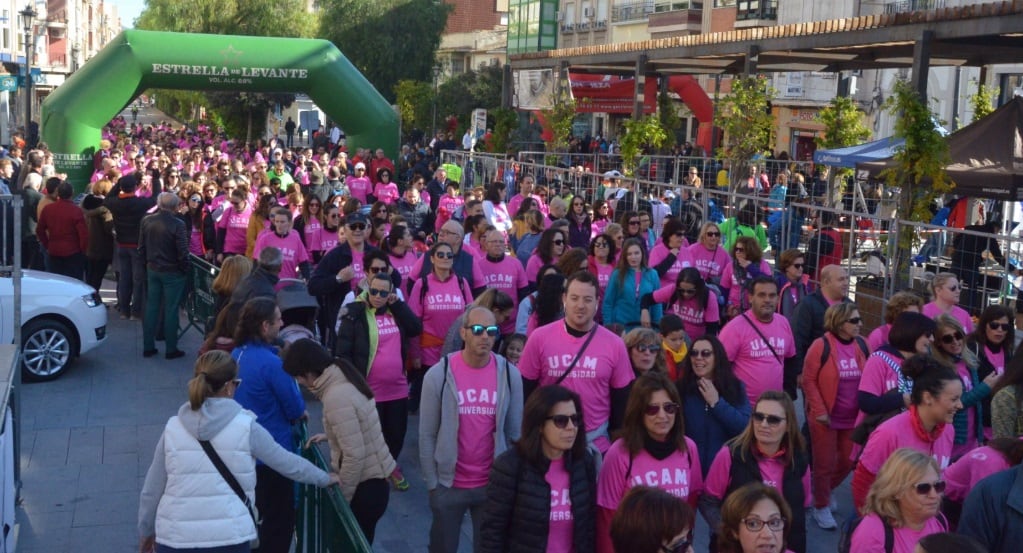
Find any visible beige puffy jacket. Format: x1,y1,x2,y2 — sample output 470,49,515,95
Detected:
310,364,396,500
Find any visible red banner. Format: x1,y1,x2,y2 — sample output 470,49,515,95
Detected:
570,74,656,114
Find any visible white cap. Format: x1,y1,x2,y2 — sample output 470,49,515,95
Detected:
355,162,366,170
603,170,623,179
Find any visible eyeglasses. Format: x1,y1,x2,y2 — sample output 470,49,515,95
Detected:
742,517,785,533
678,287,697,296
594,241,609,248
434,251,455,259
940,331,964,344
706,231,721,237
845,317,863,325
690,348,713,358
633,344,660,353
546,414,581,429
914,480,947,495
791,263,804,269
989,322,1012,331
348,223,367,231
368,266,388,274
328,214,341,219
752,412,786,426
367,288,390,298
628,220,640,226
644,402,680,416
189,197,201,203
661,537,692,553
464,324,500,337
553,239,565,246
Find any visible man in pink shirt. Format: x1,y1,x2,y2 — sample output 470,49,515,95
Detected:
419,306,523,553
507,174,548,217
478,229,529,335
518,271,635,453
718,275,797,407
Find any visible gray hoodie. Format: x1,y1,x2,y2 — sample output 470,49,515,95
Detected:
138,398,331,537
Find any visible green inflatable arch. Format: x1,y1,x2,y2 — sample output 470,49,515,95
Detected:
41,29,398,189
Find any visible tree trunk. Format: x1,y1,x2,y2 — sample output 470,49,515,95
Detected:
246,108,253,144
893,182,915,290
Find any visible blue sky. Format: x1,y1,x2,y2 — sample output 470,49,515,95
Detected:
112,0,144,28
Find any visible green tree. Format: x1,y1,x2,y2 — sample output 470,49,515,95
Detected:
394,80,434,137
319,0,452,104
816,96,871,204
488,107,519,154
881,80,953,286
657,87,681,150
968,82,999,124
619,115,670,177
715,76,775,191
540,82,577,164
435,66,505,132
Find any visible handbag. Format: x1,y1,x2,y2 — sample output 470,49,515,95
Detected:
199,439,262,549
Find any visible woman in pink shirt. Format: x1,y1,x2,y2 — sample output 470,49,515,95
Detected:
857,312,936,430
718,482,796,553
590,199,611,239
646,267,721,340
931,314,997,459
866,291,924,352
851,356,962,511
701,391,810,553
922,272,974,333
527,228,566,287
480,385,597,553
408,241,473,370
649,217,694,288
850,448,950,553
801,303,869,530
943,437,1023,503
726,237,771,320
587,233,617,299
965,304,1015,440
596,372,703,553
372,168,399,205
687,222,731,310
294,195,324,263
385,224,419,293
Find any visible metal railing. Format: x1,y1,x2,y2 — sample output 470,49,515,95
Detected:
884,0,946,14
295,422,373,553
611,0,657,22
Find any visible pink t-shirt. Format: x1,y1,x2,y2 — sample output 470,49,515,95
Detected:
648,243,694,288
727,260,773,309
704,445,812,506
687,244,729,283
408,273,472,366
652,284,719,340
597,437,704,510
436,195,464,230
347,176,373,203
593,261,614,292
517,322,635,452
857,350,905,398
867,324,891,352
986,345,1006,375
850,513,945,553
922,302,974,333
319,227,339,253
189,227,204,256
367,311,408,402
508,193,548,218
857,411,954,475
373,182,399,204
302,219,323,254
389,251,419,291
450,352,498,489
546,457,574,553
253,231,310,280
718,312,796,407
943,445,1011,502
215,203,252,255
526,253,557,284
480,255,529,334
830,339,864,429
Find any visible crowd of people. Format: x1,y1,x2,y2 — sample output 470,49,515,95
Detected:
17,116,1022,553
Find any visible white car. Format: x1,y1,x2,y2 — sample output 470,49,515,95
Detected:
0,270,108,381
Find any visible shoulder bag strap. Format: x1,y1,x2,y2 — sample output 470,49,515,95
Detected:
555,325,599,385
199,439,259,525
740,313,782,363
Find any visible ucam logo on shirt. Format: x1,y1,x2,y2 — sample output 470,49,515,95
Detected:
545,355,599,379
631,468,691,499
749,337,787,357
426,293,466,310
456,387,497,416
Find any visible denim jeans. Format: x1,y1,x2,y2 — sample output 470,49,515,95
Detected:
117,246,146,317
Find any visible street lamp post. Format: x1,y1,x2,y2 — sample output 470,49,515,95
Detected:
20,4,37,147
432,64,442,138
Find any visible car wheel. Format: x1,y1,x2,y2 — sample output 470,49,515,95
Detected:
21,319,74,382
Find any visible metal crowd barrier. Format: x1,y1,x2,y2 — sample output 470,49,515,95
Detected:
181,254,220,338
295,422,372,553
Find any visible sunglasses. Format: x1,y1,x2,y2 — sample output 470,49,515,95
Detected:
553,239,565,246
594,241,609,247
940,331,964,344
661,538,692,553
846,317,863,325
914,480,947,495
328,214,341,219
734,247,745,253
644,402,680,416
434,251,455,259
989,322,1012,331
752,412,786,426
546,414,581,429
678,287,697,296
742,517,785,533
791,263,804,269
367,288,390,298
690,348,713,358
628,220,640,226
633,344,660,354
705,231,721,237
368,266,388,274
348,223,367,231
946,285,960,292
465,324,500,337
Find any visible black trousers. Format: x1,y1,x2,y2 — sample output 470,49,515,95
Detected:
350,478,389,544
253,464,295,553
376,398,409,461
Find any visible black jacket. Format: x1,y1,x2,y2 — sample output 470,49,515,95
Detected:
480,448,597,553
139,209,189,274
396,198,431,238
105,175,162,246
231,266,279,305
309,243,400,346
335,299,422,370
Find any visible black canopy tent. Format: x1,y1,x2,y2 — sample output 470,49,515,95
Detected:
857,97,1023,201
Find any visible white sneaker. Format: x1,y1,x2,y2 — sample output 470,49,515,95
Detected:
813,507,838,530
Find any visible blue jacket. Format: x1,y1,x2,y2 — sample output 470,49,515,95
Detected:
603,267,662,331
681,382,751,477
768,206,805,254
232,341,306,453
959,463,1023,553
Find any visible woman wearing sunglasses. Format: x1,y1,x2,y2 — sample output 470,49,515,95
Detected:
597,371,702,553
294,195,324,263
850,448,950,553
526,228,567,287
566,194,592,249
623,328,666,378
851,356,960,512
774,248,811,318
610,486,695,553
649,217,694,288
800,303,869,530
688,223,730,310
725,237,772,320
604,238,661,334
678,336,750,478
702,390,809,553
645,267,720,340
965,304,1014,439
480,385,597,553
717,482,792,553
923,272,974,333
931,314,997,459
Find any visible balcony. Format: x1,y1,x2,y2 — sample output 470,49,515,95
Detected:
884,0,945,13
612,0,656,23
734,0,777,28
648,2,702,38
561,22,576,33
